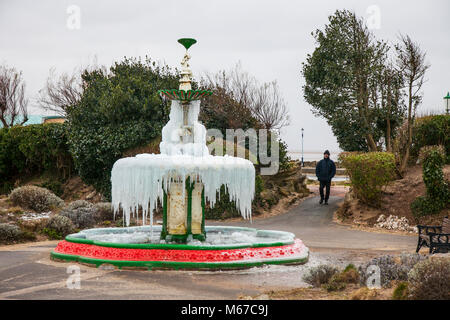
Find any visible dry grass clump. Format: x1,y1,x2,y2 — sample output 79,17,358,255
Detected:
351,287,380,300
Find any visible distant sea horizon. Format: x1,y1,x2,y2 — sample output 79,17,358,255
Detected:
287,151,342,162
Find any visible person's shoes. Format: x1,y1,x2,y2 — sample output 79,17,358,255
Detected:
324,201,329,205
319,199,323,204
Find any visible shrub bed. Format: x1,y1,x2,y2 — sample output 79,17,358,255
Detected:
411,114,450,164
358,254,427,288
302,264,338,287
322,264,359,292
60,200,99,229
407,258,450,300
0,123,73,193
411,145,449,218
9,186,64,212
93,202,115,221
42,215,75,240
339,152,396,206
0,223,22,243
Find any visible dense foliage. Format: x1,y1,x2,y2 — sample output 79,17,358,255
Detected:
340,152,396,206
411,145,449,218
0,123,72,193
302,10,406,152
66,58,179,199
411,115,450,164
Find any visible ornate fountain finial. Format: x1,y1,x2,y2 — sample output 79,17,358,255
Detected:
178,38,197,50
158,38,211,102
178,38,197,91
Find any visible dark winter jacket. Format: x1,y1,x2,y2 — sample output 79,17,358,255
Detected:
316,158,336,182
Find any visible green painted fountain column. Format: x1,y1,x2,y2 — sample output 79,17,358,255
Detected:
161,178,206,243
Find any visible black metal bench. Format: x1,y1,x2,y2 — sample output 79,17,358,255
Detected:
416,216,450,254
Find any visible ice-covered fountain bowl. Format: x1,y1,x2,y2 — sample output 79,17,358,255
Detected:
51,226,309,270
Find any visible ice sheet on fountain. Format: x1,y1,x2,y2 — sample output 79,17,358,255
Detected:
111,153,255,226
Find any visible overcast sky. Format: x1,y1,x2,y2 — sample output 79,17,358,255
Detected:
1,0,449,153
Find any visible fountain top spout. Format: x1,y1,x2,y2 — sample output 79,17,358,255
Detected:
178,38,197,50
158,38,212,102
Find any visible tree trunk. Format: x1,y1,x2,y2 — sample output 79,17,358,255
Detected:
366,134,378,151
0,116,8,128
386,78,392,152
386,119,391,152
400,82,413,173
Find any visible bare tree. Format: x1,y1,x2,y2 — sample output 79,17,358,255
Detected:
396,34,429,173
202,63,256,106
201,63,289,130
37,58,102,116
251,81,289,130
37,67,84,116
374,60,405,152
0,65,28,128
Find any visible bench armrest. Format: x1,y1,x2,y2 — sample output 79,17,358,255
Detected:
417,225,442,235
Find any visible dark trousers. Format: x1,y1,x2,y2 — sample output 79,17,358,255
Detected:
319,180,331,201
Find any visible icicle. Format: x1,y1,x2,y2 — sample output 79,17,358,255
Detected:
111,154,255,226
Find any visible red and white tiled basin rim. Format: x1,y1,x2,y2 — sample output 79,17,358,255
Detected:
51,231,309,270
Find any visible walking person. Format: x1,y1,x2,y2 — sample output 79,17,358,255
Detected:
315,150,336,205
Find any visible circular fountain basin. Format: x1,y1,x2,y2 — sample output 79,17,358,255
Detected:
51,226,309,270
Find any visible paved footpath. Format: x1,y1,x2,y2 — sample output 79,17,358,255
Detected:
0,195,416,300
216,196,416,251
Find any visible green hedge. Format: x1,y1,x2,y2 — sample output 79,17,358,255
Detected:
67,58,179,199
340,152,396,206
411,115,450,164
0,123,73,193
411,145,449,218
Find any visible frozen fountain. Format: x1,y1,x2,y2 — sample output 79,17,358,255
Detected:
51,39,308,269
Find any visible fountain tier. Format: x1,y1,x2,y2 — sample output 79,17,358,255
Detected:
111,98,256,242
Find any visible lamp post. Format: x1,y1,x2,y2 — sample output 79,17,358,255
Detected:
444,92,450,115
301,128,304,167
